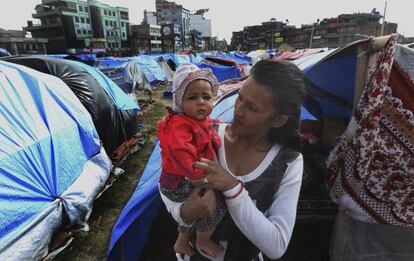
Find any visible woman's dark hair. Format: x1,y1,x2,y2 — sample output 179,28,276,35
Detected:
250,59,307,151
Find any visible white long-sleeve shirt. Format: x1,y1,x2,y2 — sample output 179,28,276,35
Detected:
160,124,303,260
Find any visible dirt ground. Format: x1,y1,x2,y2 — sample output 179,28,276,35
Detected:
55,84,172,261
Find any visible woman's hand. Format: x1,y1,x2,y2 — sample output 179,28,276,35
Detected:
191,155,239,191
180,187,217,222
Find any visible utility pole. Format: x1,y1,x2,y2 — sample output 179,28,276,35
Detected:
380,1,387,36
309,19,319,49
309,26,315,49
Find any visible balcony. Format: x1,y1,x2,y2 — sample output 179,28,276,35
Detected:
24,22,62,31
41,0,60,5
151,40,162,45
32,10,60,18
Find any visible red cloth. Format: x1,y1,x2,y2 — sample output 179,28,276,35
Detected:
158,112,221,188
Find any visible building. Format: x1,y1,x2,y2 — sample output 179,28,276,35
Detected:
230,19,287,52
0,28,48,55
143,10,158,25
25,0,130,55
189,9,211,38
131,23,162,54
190,29,203,52
231,10,398,51
88,0,130,56
230,31,245,51
155,0,190,51
160,23,182,52
217,39,228,52
285,10,398,49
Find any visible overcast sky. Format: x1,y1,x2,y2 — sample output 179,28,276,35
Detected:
0,0,411,42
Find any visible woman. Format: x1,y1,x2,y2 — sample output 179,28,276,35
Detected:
160,59,307,260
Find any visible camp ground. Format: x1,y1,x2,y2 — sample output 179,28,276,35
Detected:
0,34,413,260
0,60,111,260
106,34,414,260
0,54,145,259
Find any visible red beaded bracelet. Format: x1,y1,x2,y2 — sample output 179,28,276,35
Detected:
224,180,244,200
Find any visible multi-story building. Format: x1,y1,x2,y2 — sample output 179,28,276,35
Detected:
0,28,48,55
230,19,287,52
160,23,182,53
231,10,398,51
286,10,397,49
190,29,203,52
217,39,228,52
25,0,130,55
155,0,190,51
143,10,158,25
189,9,211,38
189,9,211,51
130,23,162,54
230,31,245,51
88,0,130,56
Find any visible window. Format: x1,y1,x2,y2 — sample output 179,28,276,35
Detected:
86,18,90,24
77,29,82,34
88,30,92,34
85,6,89,12
114,22,117,27
122,32,126,37
79,5,83,12
121,22,124,27
105,20,108,26
75,17,79,23
80,17,85,23
104,10,107,15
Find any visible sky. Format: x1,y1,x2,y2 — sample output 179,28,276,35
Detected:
0,0,411,42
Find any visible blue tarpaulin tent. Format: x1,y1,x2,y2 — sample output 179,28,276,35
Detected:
134,56,168,84
0,48,11,57
0,60,111,259
292,46,357,120
197,63,241,82
201,53,252,65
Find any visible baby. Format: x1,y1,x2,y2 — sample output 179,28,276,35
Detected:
158,64,225,257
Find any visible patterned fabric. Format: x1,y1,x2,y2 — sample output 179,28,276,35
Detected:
327,35,414,226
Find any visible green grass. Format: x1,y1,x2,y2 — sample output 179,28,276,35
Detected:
55,84,171,261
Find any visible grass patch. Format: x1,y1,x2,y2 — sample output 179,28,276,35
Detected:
56,84,171,261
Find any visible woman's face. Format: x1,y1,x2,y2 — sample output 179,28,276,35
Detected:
231,76,280,135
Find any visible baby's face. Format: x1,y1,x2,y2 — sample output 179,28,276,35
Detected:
182,80,214,120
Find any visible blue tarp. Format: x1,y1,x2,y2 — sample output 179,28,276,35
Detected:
292,48,356,120
134,56,168,84
197,63,241,82
67,59,139,111
47,54,97,65
0,48,11,57
0,60,100,249
107,89,317,260
98,56,167,85
201,53,252,65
